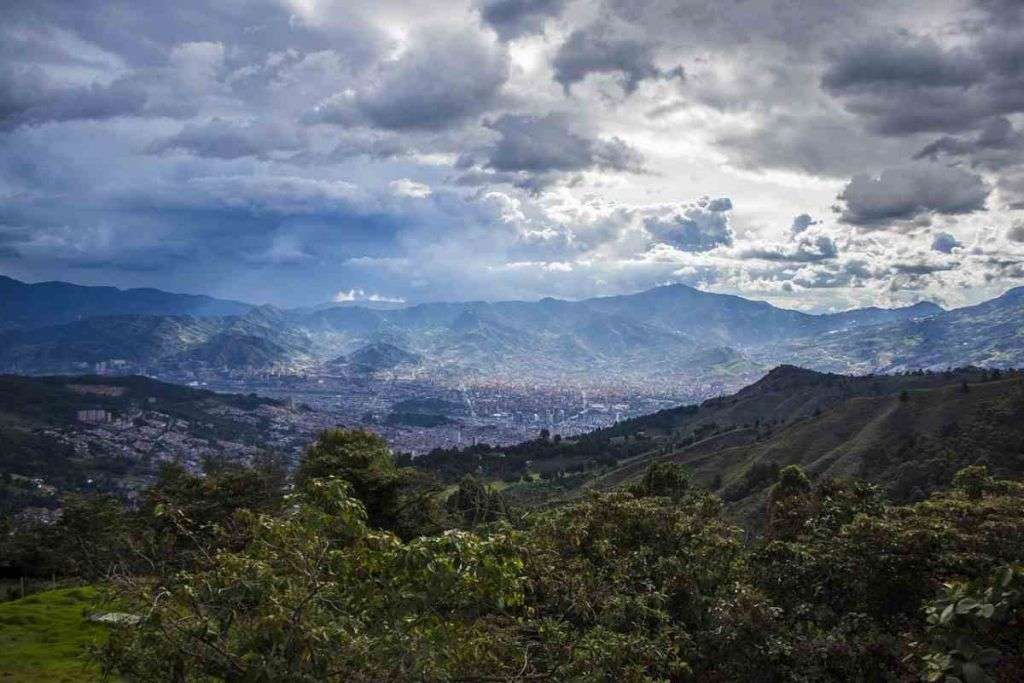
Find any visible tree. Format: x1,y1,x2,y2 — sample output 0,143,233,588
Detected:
99,459,1024,681
51,494,130,579
445,475,510,527
103,477,529,681
765,465,814,541
137,459,287,570
296,428,444,539
634,461,691,501
775,465,812,497
952,464,994,500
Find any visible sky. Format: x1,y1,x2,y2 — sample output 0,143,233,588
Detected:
1,0,1024,311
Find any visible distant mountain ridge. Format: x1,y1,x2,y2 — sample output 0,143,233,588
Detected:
771,286,1024,373
0,275,252,330
0,275,1020,388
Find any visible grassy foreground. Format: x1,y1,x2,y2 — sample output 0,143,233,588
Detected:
0,587,105,682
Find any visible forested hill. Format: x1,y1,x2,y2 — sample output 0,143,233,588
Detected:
591,366,1024,522
408,365,1024,516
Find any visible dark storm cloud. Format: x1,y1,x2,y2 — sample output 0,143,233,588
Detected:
978,0,1024,24
822,37,982,91
126,175,369,217
740,233,838,263
931,232,962,254
0,67,149,130
823,28,1024,137
603,0,874,56
838,165,990,227
317,134,415,162
477,0,567,40
552,22,683,95
715,113,922,178
914,117,1024,169
643,198,733,252
0,227,29,259
485,114,644,173
148,119,306,160
306,29,509,131
454,113,645,190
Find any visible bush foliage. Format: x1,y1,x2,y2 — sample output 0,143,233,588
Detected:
4,428,1024,680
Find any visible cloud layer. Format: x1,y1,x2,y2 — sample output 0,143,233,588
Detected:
0,0,1022,311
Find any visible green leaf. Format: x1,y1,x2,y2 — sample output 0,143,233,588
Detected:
941,603,956,624
956,598,979,614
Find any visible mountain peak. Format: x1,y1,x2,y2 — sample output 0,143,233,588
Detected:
342,342,421,371
742,365,836,394
904,300,944,314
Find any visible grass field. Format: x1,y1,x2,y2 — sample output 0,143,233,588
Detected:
0,587,105,682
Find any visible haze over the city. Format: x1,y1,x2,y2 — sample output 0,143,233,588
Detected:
2,0,1024,311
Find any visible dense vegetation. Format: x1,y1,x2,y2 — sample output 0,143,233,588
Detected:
3,426,1023,681
397,422,656,484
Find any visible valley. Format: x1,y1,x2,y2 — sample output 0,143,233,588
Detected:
2,275,1024,517
4,275,1023,467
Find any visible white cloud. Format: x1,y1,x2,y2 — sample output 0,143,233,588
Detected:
333,288,406,303
389,178,432,198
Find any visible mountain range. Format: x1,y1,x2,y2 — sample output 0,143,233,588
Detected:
0,275,1021,388
0,275,251,329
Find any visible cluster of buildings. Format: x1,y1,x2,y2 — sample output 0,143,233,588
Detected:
187,372,693,455
48,401,329,484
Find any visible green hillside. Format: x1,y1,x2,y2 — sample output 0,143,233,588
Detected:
411,366,1024,520
0,587,105,682
584,367,1024,522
